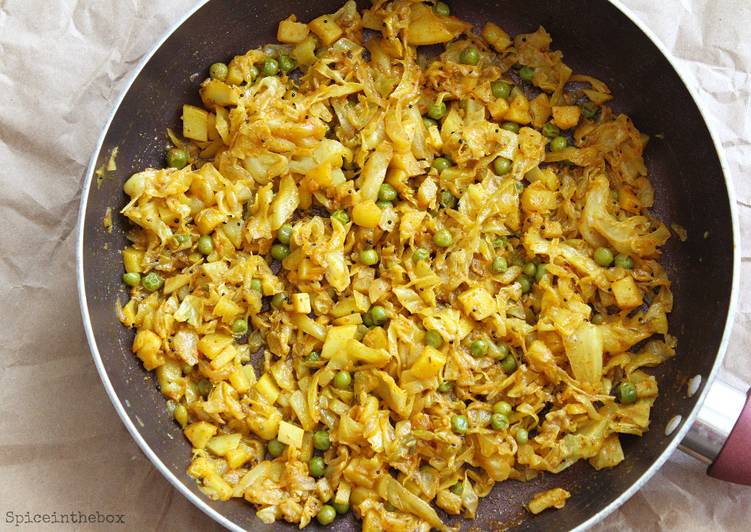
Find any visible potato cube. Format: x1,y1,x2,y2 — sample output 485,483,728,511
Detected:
352,200,382,228
487,97,509,121
163,273,190,295
334,481,352,505
182,104,209,142
210,344,237,370
155,360,182,400
226,443,253,469
277,16,310,44
197,333,233,359
133,330,164,370
291,293,311,314
611,276,643,309
277,420,305,449
213,296,243,323
321,325,358,359
229,367,252,393
482,22,512,52
309,15,342,46
505,93,532,125
195,207,226,235
458,287,497,320
248,409,281,440
552,105,581,130
184,421,218,449
255,373,280,404
122,247,144,273
200,79,239,108
206,433,242,457
292,35,317,66
409,346,446,380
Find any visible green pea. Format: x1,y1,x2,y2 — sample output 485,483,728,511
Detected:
437,381,452,393
615,254,634,269
248,65,259,81
197,235,213,256
174,234,191,248
313,430,331,451
518,276,531,294
317,505,336,525
591,312,605,325
470,339,489,357
519,66,535,82
450,482,463,495
493,401,512,416
173,404,188,427
515,428,529,444
616,381,637,404
439,190,457,209
493,341,509,359
376,200,393,209
427,101,447,120
581,102,598,119
209,62,228,81
493,236,507,248
333,370,352,389
332,501,350,514
331,209,349,225
231,318,248,336
197,379,212,398
459,46,480,66
378,183,398,202
122,272,141,287
594,247,614,267
413,248,430,262
141,272,163,292
306,351,321,363
432,157,452,172
270,292,288,309
433,1,450,16
541,122,560,138
501,354,517,373
493,156,512,175
271,243,290,261
423,116,438,129
511,255,525,267
535,264,547,282
267,438,285,457
550,135,568,152
369,305,387,325
359,248,379,266
425,330,443,348
491,80,512,99
309,456,326,478
166,148,189,169
433,229,453,248
250,278,262,292
262,58,279,76
277,223,293,245
491,413,509,431
451,414,469,434
501,121,520,133
491,256,508,274
522,262,537,277
278,55,296,74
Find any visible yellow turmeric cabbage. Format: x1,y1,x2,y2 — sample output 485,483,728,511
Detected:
116,1,675,529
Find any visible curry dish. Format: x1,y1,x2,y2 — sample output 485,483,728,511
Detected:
116,0,675,528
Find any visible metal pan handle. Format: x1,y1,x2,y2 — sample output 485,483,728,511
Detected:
680,377,751,485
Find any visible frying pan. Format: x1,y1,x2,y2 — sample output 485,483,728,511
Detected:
76,0,749,529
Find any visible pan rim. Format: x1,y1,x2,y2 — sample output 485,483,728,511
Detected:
74,1,741,531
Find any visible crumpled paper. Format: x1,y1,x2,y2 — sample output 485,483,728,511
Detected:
0,0,748,530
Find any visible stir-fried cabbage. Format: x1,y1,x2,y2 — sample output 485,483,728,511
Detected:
116,0,675,528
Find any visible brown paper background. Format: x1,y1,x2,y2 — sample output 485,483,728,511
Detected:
0,0,749,530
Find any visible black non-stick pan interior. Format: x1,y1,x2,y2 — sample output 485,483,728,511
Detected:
80,1,734,529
